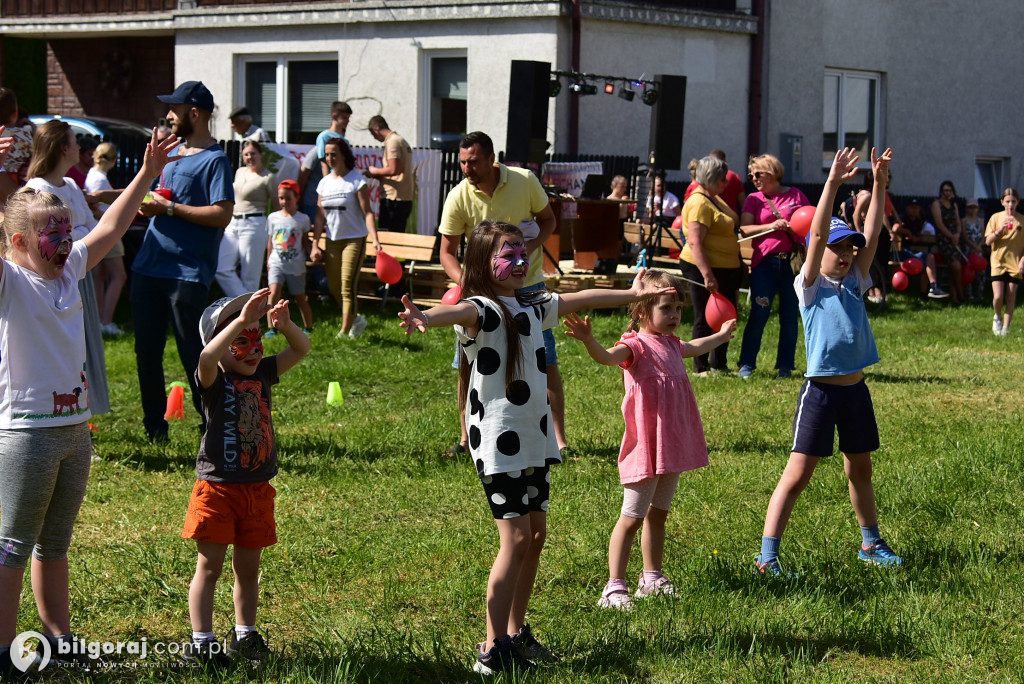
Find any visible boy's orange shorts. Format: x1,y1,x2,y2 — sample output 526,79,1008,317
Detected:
182,480,277,548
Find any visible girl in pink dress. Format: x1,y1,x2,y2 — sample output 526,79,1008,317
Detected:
563,269,735,610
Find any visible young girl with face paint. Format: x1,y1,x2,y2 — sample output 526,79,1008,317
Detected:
0,129,179,679
183,288,310,668
398,220,675,676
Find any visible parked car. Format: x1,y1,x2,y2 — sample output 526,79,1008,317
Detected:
29,114,153,186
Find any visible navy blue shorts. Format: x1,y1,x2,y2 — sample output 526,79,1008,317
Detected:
479,465,551,519
790,379,880,458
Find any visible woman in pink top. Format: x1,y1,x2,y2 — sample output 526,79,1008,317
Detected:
737,154,810,379
563,270,736,611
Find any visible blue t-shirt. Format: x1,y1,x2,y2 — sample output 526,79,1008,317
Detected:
132,144,234,285
796,268,880,377
315,130,350,161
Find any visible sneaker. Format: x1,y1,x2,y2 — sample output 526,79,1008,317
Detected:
597,581,633,611
866,294,884,305
993,315,1003,334
738,365,754,379
264,329,277,338
472,635,535,676
777,368,793,379
635,572,675,598
100,322,122,336
227,631,270,662
44,634,96,670
510,624,558,663
349,314,368,339
302,328,313,335
859,539,903,566
182,640,231,671
1,645,43,682
927,284,950,299
754,554,799,579
998,327,1010,337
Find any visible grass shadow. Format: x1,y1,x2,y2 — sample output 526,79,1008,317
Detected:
868,372,950,384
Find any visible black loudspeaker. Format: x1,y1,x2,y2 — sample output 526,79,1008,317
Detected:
506,60,551,165
647,74,687,170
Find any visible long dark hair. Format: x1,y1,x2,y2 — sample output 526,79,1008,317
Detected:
324,136,355,173
459,220,526,395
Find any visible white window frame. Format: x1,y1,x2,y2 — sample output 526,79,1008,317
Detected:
236,53,337,144
418,48,468,149
823,68,882,169
974,157,1008,199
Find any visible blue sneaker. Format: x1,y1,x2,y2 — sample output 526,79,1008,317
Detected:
738,365,754,379
859,539,903,566
754,554,799,579
264,329,277,338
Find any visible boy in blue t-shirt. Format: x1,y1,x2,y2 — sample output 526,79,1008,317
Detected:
756,147,902,575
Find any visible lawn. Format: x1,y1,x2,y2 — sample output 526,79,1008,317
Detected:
14,290,1024,682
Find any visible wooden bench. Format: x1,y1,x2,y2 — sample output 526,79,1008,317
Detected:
622,221,685,271
309,231,456,307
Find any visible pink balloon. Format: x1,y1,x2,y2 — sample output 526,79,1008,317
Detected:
705,292,737,332
901,257,923,275
891,270,909,291
375,251,404,285
671,215,684,231
441,286,462,305
789,205,816,237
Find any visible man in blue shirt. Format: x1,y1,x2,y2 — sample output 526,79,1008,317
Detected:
136,81,234,441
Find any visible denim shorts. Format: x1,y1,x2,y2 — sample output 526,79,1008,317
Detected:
790,379,880,458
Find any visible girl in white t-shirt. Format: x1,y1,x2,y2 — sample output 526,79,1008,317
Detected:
0,129,178,677
398,220,673,675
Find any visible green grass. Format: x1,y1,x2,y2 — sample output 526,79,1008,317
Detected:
13,292,1024,682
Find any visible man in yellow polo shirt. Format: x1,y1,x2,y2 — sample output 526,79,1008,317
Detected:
438,131,567,455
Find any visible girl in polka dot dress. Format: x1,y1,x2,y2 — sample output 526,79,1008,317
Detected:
399,220,674,675
563,270,736,611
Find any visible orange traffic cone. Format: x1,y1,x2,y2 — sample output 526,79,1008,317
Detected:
164,382,186,420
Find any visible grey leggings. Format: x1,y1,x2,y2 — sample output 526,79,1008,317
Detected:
0,423,92,569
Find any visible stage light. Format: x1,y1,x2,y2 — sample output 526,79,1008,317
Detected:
549,78,561,97
642,86,659,106
604,82,615,94
618,87,635,101
570,81,598,95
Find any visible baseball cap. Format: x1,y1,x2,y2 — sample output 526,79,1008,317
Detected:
278,179,300,195
158,81,215,113
827,217,867,247
907,198,921,206
966,197,979,207
199,293,252,345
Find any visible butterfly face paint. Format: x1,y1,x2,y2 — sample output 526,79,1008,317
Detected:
229,327,264,361
492,239,529,282
39,214,73,265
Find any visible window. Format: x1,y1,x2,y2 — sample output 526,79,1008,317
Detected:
975,157,1007,199
424,53,467,150
239,56,338,144
823,69,880,166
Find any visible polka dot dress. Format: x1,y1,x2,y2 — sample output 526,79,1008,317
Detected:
455,295,561,477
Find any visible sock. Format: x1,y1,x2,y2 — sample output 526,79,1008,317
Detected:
234,625,257,641
760,536,781,563
192,631,216,645
860,525,881,547
642,570,663,584
604,577,628,595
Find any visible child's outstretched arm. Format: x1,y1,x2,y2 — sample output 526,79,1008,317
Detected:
804,148,860,285
197,289,273,388
83,129,180,271
398,293,478,335
557,267,675,316
267,299,310,374
683,319,737,358
562,313,632,366
855,148,893,278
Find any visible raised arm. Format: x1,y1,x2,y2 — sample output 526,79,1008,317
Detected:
557,267,675,316
856,148,892,277
398,294,478,335
804,148,860,285
83,130,181,270
266,298,310,374
562,313,632,366
197,289,272,389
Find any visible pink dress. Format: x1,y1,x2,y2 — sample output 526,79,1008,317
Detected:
615,331,709,484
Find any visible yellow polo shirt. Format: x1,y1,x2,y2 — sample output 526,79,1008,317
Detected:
440,164,550,286
680,191,741,269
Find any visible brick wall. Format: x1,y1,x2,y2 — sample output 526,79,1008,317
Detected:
46,36,175,126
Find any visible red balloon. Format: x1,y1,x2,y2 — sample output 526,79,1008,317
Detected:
961,264,976,285
441,286,462,305
891,270,909,291
671,215,684,231
968,253,987,272
901,257,923,275
375,251,404,285
789,205,816,237
705,292,737,332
